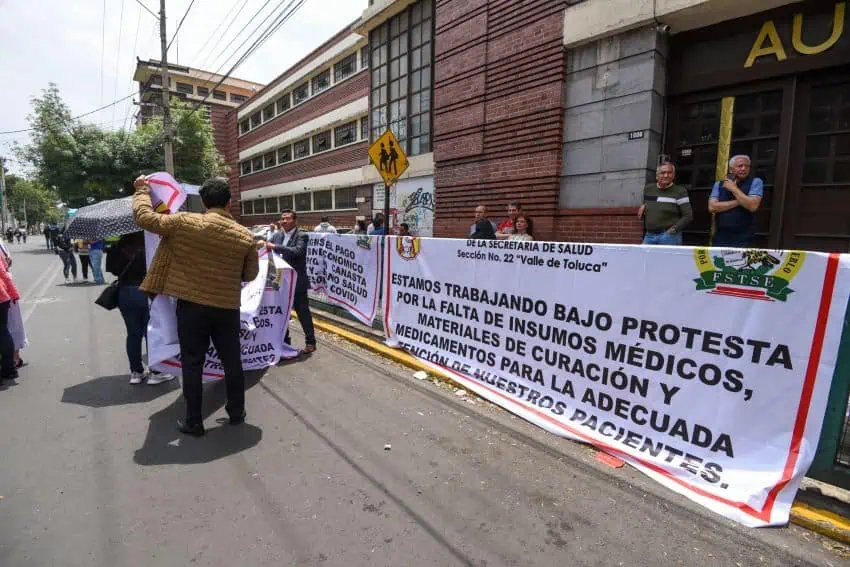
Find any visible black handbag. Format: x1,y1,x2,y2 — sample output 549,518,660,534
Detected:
94,253,137,311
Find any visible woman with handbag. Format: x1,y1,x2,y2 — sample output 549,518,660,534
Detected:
105,232,175,385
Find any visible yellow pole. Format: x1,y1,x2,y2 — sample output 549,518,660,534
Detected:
711,96,736,246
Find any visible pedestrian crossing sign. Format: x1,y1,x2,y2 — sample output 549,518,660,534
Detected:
368,129,409,186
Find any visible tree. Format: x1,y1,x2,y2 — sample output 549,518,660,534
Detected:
3,174,60,227
16,84,225,208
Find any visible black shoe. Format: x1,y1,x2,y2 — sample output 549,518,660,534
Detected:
177,419,205,437
1,371,19,381
229,410,247,425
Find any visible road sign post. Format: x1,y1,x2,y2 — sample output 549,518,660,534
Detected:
368,129,409,233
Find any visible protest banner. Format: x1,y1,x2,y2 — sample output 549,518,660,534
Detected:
383,235,850,527
307,233,382,325
144,173,299,380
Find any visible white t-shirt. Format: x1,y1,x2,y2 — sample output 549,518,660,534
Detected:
314,222,338,234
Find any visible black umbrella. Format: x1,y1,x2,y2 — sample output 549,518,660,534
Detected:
65,197,140,240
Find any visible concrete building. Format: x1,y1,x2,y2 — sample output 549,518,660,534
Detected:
133,58,264,158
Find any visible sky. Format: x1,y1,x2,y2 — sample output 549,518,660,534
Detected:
0,0,367,174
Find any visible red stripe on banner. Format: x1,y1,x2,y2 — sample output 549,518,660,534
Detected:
714,286,768,297
707,290,773,301
160,358,225,379
383,238,393,339
760,252,840,515
147,177,181,210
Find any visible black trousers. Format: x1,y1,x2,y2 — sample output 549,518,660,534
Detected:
285,290,316,346
0,301,15,378
176,300,245,424
79,255,91,279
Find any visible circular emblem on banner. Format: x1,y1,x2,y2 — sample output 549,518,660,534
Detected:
396,236,421,260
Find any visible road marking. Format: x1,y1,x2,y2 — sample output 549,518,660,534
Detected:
21,262,60,324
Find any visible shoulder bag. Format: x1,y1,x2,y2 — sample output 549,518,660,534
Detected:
94,253,137,311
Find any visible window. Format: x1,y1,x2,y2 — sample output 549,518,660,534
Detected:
176,82,194,94
252,156,263,171
361,118,369,141
250,111,261,129
239,120,250,135
279,194,294,211
241,161,252,175
312,69,331,95
335,187,357,209
243,200,254,215
212,90,227,101
294,193,312,212
314,190,333,211
264,151,276,168
361,45,369,69
278,145,292,164
370,0,433,156
230,93,247,103
313,130,331,153
334,53,357,83
265,197,279,214
335,121,357,147
254,199,265,215
197,86,210,97
262,104,275,122
293,82,309,105
294,139,310,159
277,93,291,114
150,75,163,86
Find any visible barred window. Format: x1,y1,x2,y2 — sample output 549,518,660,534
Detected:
262,104,275,122
265,197,279,214
254,199,265,215
197,86,210,97
294,193,312,212
252,156,263,171
312,130,331,153
212,90,226,100
294,139,310,159
334,121,357,147
313,190,333,211
250,111,261,129
264,152,276,168
335,187,357,209
239,120,250,135
176,82,193,94
293,82,309,105
278,145,292,164
277,93,290,114
279,194,294,211
240,161,252,175
312,69,330,95
230,93,247,103
243,200,254,215
360,118,369,141
361,45,369,69
334,53,357,83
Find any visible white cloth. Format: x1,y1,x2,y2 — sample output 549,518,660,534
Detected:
313,222,337,234
282,228,296,247
9,301,27,350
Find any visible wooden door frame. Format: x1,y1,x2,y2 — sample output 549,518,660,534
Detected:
665,78,796,248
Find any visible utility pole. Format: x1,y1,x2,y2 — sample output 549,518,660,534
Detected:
159,0,175,175
0,156,6,235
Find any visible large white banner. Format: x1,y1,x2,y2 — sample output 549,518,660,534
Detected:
307,233,381,325
145,173,299,380
383,236,850,527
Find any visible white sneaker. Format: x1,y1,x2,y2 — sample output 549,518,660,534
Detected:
146,372,175,385
129,372,145,384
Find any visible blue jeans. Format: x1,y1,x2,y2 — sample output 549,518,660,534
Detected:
58,250,77,278
117,285,149,374
643,231,682,246
89,248,105,284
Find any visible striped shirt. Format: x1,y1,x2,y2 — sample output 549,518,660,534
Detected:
642,183,693,233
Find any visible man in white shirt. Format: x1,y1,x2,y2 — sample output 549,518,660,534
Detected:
313,216,337,234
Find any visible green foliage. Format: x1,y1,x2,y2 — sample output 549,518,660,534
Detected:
3,174,59,226
16,84,225,208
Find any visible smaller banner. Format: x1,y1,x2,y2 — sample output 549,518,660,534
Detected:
307,233,382,325
145,173,299,380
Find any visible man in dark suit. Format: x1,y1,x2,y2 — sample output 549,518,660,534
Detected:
262,209,316,353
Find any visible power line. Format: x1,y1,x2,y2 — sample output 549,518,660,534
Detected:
190,0,249,66
124,3,144,131
112,0,127,124
166,0,198,53
180,0,306,125
204,0,275,76
133,0,159,20
100,0,107,105
0,93,137,135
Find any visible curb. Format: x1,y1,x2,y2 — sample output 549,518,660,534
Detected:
308,313,850,544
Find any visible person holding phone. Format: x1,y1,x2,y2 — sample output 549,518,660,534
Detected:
708,155,764,248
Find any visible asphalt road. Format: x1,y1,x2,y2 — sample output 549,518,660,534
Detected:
0,240,847,567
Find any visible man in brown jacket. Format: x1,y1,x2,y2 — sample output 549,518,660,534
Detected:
133,175,259,437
